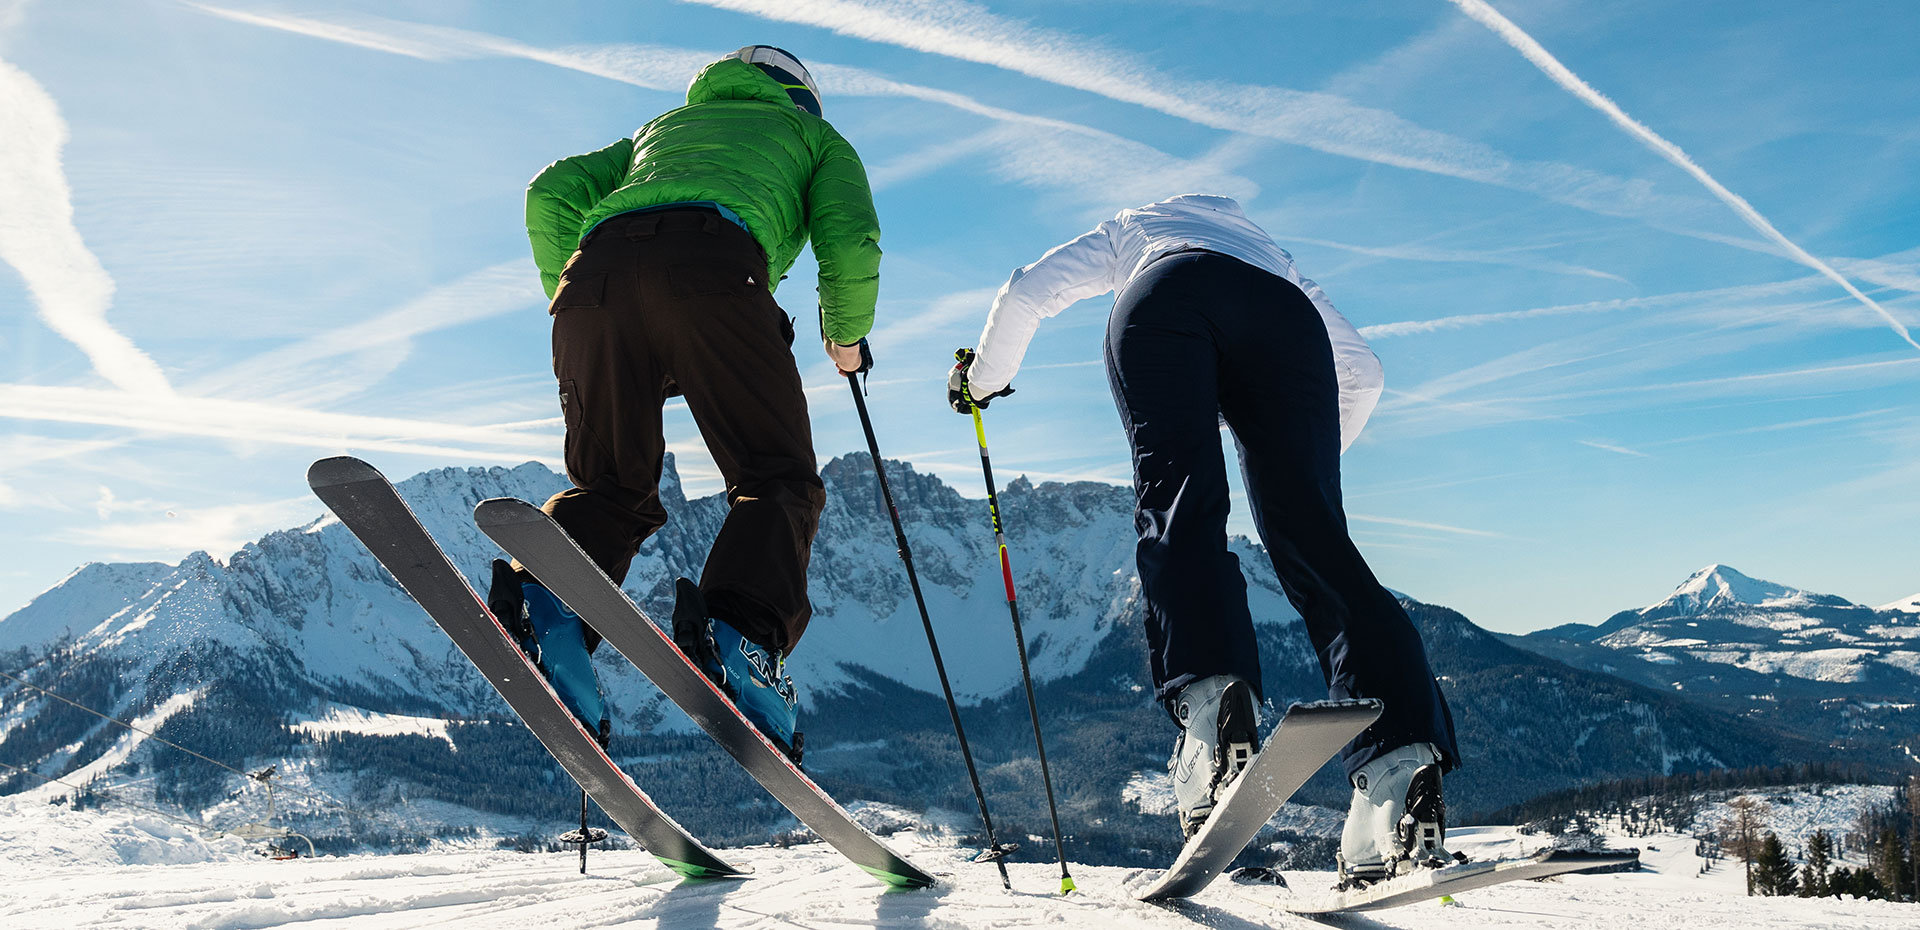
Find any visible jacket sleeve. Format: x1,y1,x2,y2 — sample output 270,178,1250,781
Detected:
968,220,1121,395
525,138,634,299
1297,276,1384,453
806,124,882,344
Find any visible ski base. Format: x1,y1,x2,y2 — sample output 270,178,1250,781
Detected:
1277,847,1640,913
474,496,936,889
306,457,744,881
1136,698,1383,902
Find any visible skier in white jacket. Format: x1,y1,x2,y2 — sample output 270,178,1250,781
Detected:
948,194,1459,886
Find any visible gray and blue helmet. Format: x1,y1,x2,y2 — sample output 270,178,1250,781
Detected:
733,45,821,117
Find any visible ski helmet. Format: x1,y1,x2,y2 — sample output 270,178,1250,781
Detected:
732,45,821,117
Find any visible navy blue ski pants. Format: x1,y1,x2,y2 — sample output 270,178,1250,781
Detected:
1105,250,1458,775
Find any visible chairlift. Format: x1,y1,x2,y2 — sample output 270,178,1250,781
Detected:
228,764,315,859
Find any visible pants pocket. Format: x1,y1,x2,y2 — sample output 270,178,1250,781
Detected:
548,272,607,315
557,378,602,487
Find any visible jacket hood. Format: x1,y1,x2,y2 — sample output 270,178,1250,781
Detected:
686,57,797,109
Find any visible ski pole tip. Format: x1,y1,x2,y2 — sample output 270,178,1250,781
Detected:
1059,876,1077,895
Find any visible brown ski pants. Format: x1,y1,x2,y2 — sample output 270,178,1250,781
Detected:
539,208,824,654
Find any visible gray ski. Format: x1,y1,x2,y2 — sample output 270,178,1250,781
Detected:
1136,699,1382,901
1274,847,1640,913
473,497,936,889
307,457,743,880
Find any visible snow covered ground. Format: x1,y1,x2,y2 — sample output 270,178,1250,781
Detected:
1696,784,1896,849
3,795,1911,929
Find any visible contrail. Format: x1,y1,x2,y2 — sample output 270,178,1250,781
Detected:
676,0,1712,228
183,3,1256,210
0,57,174,395
1446,0,1920,353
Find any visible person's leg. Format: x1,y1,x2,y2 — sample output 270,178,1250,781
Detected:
1211,259,1457,777
651,219,823,656
540,230,672,592
1106,253,1262,708
489,225,679,742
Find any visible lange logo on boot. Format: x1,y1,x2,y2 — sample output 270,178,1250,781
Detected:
734,637,791,702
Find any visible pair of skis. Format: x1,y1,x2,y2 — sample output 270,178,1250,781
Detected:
311,456,1631,908
309,457,929,887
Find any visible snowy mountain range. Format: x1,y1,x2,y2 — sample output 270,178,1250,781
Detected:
1,459,1907,863
1513,564,1920,767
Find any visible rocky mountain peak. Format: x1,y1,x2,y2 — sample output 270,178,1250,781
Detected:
1641,564,1853,618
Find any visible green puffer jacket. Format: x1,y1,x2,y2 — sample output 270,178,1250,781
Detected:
526,57,881,344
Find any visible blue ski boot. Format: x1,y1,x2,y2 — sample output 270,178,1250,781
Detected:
671,578,801,764
487,560,610,746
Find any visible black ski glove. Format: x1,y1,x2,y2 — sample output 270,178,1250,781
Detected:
948,347,1014,413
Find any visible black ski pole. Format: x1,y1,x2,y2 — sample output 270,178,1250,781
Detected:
844,372,1015,889
578,790,589,874
559,789,606,874
965,385,1076,895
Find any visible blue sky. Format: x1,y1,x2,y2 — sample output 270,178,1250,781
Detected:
1,0,1916,633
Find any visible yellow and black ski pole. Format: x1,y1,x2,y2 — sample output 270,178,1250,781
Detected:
967,390,1076,895
845,371,1015,889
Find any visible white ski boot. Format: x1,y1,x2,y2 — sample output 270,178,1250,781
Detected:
1338,741,1454,888
1168,675,1261,838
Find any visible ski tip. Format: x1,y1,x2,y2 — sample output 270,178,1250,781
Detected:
656,856,753,880
858,864,937,889
306,456,382,489
473,496,543,527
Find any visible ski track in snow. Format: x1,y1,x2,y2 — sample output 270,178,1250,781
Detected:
2,820,1910,929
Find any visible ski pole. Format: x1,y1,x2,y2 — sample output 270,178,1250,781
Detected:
967,396,1076,895
844,372,1015,889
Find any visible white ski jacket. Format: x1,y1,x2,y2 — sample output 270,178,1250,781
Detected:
970,194,1384,452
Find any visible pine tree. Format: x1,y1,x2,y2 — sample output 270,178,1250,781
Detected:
1908,774,1920,902
1875,827,1907,901
1752,832,1799,897
1799,829,1832,897
1835,864,1888,900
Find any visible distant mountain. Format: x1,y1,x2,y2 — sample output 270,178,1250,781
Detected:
1879,593,1920,614
1510,565,1920,770
0,461,1852,864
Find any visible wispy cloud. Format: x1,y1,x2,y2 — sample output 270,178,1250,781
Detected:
678,0,1711,227
59,492,320,560
1286,233,1628,284
1646,409,1894,447
1446,0,1920,354
184,4,1258,209
0,435,124,507
186,2,457,60
1347,512,1508,538
0,56,171,395
189,260,540,405
1576,439,1650,458
1359,271,1849,339
0,384,556,462
1517,355,1920,405
865,287,999,349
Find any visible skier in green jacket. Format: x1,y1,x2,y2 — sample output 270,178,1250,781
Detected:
490,46,881,762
